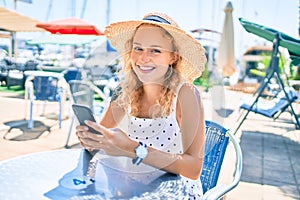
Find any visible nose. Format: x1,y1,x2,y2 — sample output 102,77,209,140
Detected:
140,50,151,63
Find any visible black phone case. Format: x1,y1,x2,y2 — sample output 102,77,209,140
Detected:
72,104,101,134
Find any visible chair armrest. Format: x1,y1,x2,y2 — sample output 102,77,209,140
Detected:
203,131,243,200
24,76,34,100
88,81,110,103
202,184,227,200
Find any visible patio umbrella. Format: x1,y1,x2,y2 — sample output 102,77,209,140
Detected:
239,18,300,65
26,34,103,46
216,1,236,77
36,17,104,35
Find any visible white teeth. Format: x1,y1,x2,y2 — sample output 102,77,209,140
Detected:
139,66,154,70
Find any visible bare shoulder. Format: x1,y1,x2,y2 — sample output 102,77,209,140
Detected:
177,83,201,102
176,83,203,125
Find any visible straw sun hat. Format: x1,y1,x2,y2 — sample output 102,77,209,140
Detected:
105,12,207,82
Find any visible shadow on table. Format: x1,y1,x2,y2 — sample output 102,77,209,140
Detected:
44,150,99,199
240,130,300,198
3,119,51,141
44,150,184,200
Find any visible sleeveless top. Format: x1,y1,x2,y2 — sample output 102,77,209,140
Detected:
117,83,204,199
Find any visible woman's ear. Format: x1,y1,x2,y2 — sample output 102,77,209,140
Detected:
170,53,179,65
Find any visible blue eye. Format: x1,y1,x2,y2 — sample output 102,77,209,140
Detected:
133,47,143,51
150,49,161,54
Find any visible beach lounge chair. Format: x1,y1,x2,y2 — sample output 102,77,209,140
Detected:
65,80,110,148
201,120,243,199
233,18,300,134
234,87,299,134
239,87,298,119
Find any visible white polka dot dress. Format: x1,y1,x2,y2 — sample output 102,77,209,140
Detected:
124,84,204,199
128,116,183,154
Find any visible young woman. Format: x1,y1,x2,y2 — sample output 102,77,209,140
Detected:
76,12,207,198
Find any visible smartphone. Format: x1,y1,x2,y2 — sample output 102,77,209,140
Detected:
72,104,101,134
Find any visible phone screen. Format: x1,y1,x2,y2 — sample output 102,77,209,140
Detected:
72,104,101,134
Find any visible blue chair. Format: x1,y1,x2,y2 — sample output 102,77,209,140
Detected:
62,67,82,83
201,120,243,199
24,72,68,129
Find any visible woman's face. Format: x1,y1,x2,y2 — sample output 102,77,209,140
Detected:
130,24,177,84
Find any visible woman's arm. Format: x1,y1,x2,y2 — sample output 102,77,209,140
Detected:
82,84,205,180
99,101,125,128
140,84,205,179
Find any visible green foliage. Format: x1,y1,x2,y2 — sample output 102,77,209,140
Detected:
193,63,211,90
249,69,266,77
94,93,104,102
0,85,25,96
249,52,286,78
290,65,300,80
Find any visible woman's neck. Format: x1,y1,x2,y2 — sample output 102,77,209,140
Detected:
136,84,163,118
142,84,163,101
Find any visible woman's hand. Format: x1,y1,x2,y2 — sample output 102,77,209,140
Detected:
76,120,136,157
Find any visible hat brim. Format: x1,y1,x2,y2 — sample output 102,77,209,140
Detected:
105,20,207,81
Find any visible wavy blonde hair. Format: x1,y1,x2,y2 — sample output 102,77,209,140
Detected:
114,24,182,118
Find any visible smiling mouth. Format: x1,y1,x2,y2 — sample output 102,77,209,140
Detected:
137,65,155,73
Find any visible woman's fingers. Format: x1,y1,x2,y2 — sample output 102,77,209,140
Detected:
78,134,105,148
75,125,89,132
77,130,104,142
76,122,128,156
75,123,109,152
84,120,113,138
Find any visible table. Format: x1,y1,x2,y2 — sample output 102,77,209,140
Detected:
38,65,69,73
0,149,187,200
24,70,64,78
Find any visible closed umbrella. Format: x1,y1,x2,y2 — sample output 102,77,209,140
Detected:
216,1,236,77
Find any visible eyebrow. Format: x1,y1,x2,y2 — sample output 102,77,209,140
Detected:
132,42,164,49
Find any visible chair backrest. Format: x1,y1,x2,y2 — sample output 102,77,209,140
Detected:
277,86,298,100
32,76,61,101
68,80,94,109
62,68,82,83
24,60,39,71
201,120,229,193
88,65,114,81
